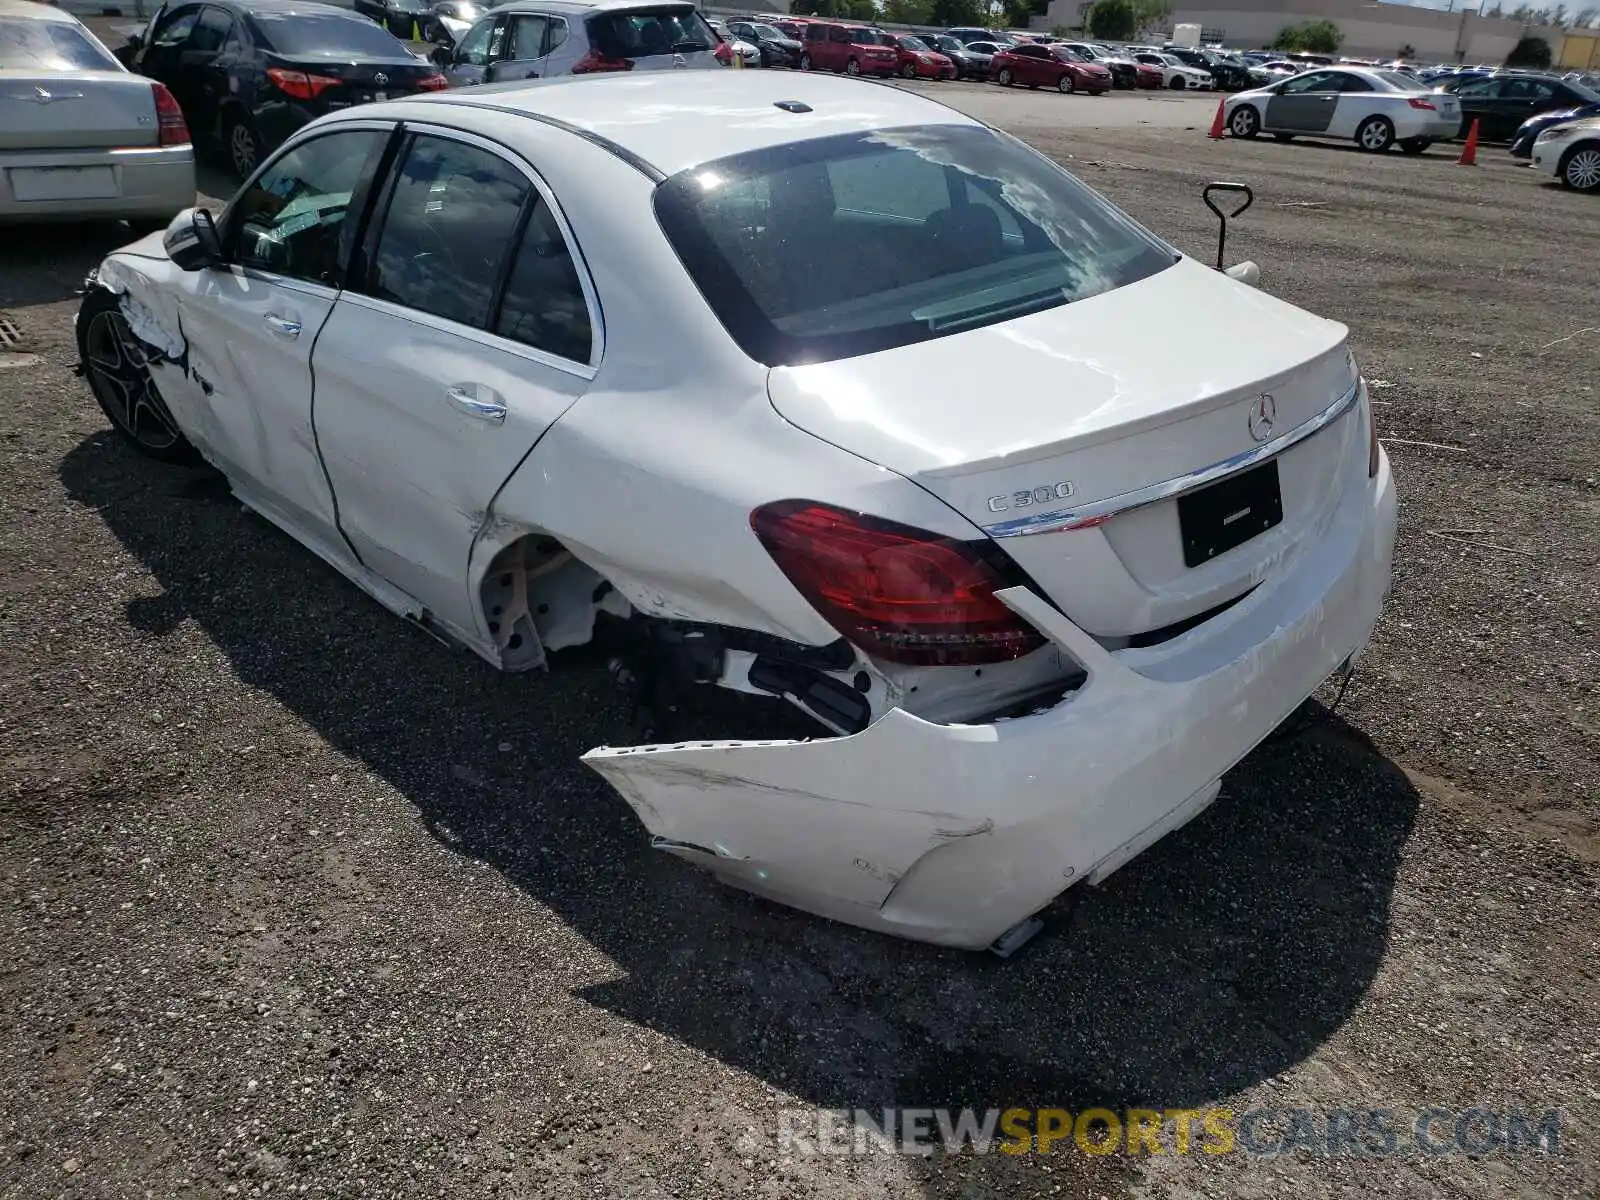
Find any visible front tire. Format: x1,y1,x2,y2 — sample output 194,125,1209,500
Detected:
1229,105,1260,138
1356,115,1395,153
845,56,860,76
77,289,197,463
1169,76,1185,90
1399,137,1432,155
799,51,812,70
901,62,916,78
1561,144,1600,190
1057,72,1074,94
996,67,1012,86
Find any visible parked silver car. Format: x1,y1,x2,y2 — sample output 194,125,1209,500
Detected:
0,0,194,227
433,0,727,85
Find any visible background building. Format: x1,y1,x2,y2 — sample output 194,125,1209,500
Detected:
1039,0,1576,62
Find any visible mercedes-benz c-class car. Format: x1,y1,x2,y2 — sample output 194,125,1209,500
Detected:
76,71,1397,954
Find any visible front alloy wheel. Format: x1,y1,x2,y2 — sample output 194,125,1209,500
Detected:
799,51,811,70
996,67,1012,86
845,56,860,75
1229,105,1260,138
901,62,916,78
78,292,195,462
1356,115,1395,153
1057,72,1074,93
1562,145,1600,190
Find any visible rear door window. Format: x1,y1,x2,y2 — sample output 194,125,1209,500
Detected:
586,6,714,59
250,12,407,56
503,14,547,60
365,134,530,329
494,199,594,365
187,7,234,54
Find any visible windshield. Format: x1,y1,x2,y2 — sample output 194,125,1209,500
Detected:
1052,46,1084,60
655,125,1176,366
899,36,930,51
0,19,121,70
251,13,409,56
929,35,961,52
750,23,783,38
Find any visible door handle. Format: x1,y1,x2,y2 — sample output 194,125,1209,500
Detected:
263,313,301,338
446,384,506,423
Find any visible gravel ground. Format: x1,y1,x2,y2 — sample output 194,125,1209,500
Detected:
1,97,1597,1200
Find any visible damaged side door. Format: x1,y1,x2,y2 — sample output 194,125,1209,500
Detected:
309,127,600,632
172,125,393,546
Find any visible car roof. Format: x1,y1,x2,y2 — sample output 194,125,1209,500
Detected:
398,71,979,178
0,0,83,23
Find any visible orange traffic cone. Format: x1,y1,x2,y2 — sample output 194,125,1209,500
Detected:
1207,97,1227,139
1457,118,1480,166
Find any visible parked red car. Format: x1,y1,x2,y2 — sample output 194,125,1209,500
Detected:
800,22,899,76
880,32,957,80
990,43,1113,93
1135,61,1163,88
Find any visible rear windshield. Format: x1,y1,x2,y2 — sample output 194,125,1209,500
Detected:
655,125,1176,366
0,19,121,70
587,7,716,58
250,13,408,56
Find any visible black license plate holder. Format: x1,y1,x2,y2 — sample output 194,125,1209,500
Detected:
1178,460,1283,568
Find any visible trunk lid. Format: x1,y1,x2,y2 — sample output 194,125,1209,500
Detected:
0,70,157,150
767,258,1362,638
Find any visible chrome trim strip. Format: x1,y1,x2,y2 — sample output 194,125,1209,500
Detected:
983,378,1363,539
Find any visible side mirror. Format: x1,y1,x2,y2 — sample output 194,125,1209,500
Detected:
430,44,451,66
162,206,222,271
125,31,144,49
1224,260,1261,286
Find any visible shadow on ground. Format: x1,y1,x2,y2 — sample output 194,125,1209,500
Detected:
60,435,1421,1197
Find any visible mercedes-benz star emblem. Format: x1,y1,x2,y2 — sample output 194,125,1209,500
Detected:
34,85,52,103
1247,393,1277,443
373,72,388,85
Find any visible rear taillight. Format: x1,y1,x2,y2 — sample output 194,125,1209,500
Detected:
571,48,633,73
416,72,449,90
750,501,1046,667
151,82,188,147
1407,96,1437,110
713,40,732,63
266,67,341,100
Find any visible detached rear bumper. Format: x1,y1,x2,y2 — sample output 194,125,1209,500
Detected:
585,450,1397,951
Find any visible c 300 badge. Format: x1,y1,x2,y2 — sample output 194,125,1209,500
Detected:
986,481,1074,513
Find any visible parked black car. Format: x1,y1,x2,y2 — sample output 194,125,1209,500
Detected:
1510,100,1600,157
1438,71,1600,141
122,0,446,179
726,18,802,67
352,0,431,39
924,32,984,78
1164,45,1250,90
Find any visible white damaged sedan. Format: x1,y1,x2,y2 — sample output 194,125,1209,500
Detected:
77,71,1397,954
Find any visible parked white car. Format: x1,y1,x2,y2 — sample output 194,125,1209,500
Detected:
1225,65,1461,153
1531,113,1600,190
0,0,195,227
707,18,760,66
1132,50,1211,89
77,72,1396,954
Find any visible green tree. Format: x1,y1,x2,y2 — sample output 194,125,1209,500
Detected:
1273,18,1341,52
882,0,931,22
1397,41,1416,58
841,0,878,19
1087,0,1137,40
1132,0,1171,32
929,0,985,24
1505,34,1553,65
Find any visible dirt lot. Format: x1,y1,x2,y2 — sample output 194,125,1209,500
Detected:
1,88,1597,1199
